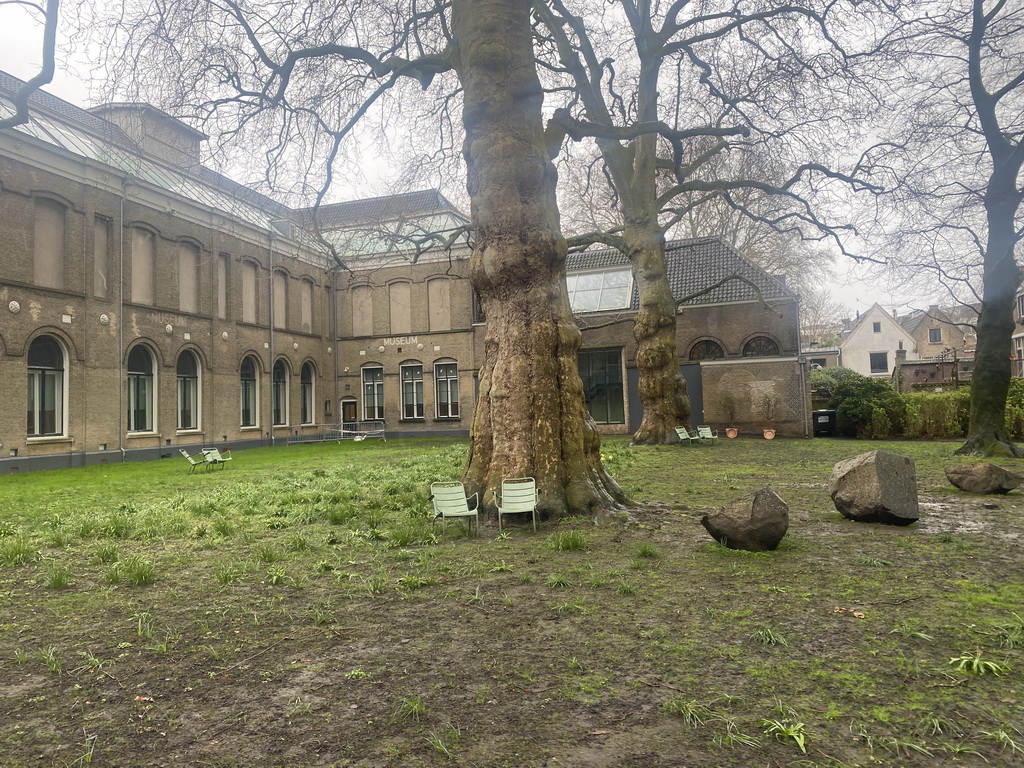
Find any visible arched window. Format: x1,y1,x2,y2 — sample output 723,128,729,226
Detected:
27,335,65,436
176,350,200,430
273,359,289,426
742,336,780,357
240,356,259,427
300,362,315,425
689,340,725,361
127,345,155,432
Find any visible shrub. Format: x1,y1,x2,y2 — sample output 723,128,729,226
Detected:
828,372,906,438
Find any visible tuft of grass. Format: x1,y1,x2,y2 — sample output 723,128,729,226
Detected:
546,573,573,588
393,694,427,723
663,697,710,728
38,646,62,674
108,555,155,586
266,565,288,585
0,537,39,567
42,562,74,588
253,542,285,563
749,626,788,647
949,649,1009,676
759,719,807,753
550,530,587,552
615,581,637,596
634,542,660,559
214,561,244,584
345,668,368,680
854,556,893,568
93,543,121,564
982,727,1024,755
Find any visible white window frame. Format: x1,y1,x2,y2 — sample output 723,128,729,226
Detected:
434,362,460,419
362,366,384,421
127,345,156,433
566,268,632,312
272,359,290,426
176,350,201,431
27,335,67,438
401,363,424,419
240,356,259,428
300,362,315,425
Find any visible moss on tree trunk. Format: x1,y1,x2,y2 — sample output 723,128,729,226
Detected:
453,0,626,518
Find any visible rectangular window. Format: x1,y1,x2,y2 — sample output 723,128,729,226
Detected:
389,282,411,334
578,349,625,423
928,327,942,343
177,376,198,430
435,363,460,418
300,280,313,333
217,255,228,320
128,374,153,431
428,278,451,331
566,269,632,312
869,352,889,374
273,271,287,329
34,198,65,290
872,321,881,333
242,261,257,323
352,285,373,336
401,364,424,419
178,243,199,314
362,367,384,421
93,217,109,299
27,369,62,436
132,229,155,305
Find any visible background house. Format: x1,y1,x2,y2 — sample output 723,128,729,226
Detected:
838,304,917,377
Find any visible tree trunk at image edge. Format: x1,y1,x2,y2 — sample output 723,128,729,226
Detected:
629,231,691,445
453,0,627,518
956,200,1023,457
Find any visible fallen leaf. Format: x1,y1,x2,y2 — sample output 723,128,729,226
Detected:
589,730,610,736
134,695,154,703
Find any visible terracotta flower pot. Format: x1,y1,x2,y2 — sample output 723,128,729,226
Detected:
763,428,776,440
725,427,738,438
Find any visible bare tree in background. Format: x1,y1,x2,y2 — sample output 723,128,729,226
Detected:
61,0,625,516
535,0,876,445
0,0,59,129
859,0,1024,456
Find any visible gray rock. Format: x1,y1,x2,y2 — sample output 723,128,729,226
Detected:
945,462,1022,494
701,487,789,551
828,451,919,525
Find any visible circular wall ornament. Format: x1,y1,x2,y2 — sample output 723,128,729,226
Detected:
378,345,385,353
293,342,299,351
416,343,424,351
8,301,20,313
327,347,332,354
165,324,173,334
222,331,229,341
99,313,110,325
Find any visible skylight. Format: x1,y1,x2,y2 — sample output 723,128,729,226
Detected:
566,268,632,312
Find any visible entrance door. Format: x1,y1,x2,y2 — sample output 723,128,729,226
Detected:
341,399,358,426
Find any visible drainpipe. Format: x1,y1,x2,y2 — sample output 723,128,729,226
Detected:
796,295,809,439
331,265,340,429
268,233,275,446
117,176,131,462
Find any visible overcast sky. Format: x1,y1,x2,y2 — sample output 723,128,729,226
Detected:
0,2,920,320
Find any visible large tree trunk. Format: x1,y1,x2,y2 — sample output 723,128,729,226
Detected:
453,0,626,518
956,173,1024,457
626,225,690,445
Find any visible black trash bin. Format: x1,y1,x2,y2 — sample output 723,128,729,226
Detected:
812,409,836,436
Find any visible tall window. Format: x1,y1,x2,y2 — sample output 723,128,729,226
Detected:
401,363,424,419
273,271,287,329
178,242,200,314
272,359,289,426
435,362,460,418
742,336,780,357
132,229,156,305
300,362,314,425
242,261,258,323
27,335,65,437
362,366,384,420
127,345,155,432
578,349,624,424
428,278,451,331
240,356,259,427
389,281,412,334
566,269,632,312
176,350,200,430
352,284,373,336
93,217,109,298
300,279,314,333
217,255,228,319
34,198,65,289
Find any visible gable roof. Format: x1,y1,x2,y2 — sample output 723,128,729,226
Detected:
567,236,795,311
839,303,913,346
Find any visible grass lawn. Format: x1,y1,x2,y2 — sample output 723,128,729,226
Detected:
0,436,1022,767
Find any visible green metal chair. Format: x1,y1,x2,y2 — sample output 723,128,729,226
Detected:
675,427,702,445
496,477,538,534
429,481,479,536
697,425,719,444
179,448,203,474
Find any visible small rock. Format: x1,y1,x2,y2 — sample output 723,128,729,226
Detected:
701,487,789,551
983,503,999,510
945,462,1022,494
828,451,919,526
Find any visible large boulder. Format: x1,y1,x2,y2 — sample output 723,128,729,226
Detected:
701,487,789,551
945,462,1023,494
828,451,919,525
